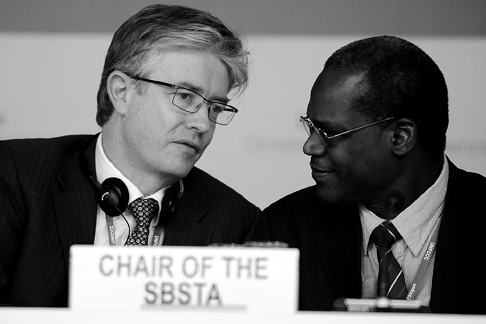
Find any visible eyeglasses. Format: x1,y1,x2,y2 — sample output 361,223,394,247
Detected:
127,74,238,125
300,115,395,146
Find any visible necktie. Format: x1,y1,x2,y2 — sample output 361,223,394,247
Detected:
370,221,408,299
125,197,159,246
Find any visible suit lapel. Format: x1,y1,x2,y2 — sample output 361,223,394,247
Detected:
163,193,214,246
317,203,363,299
53,135,98,269
430,161,471,312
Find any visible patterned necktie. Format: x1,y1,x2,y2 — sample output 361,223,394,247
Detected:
125,197,159,246
370,221,408,299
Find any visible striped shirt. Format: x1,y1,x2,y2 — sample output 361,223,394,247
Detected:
360,157,449,306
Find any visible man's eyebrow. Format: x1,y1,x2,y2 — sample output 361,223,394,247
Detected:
312,119,346,132
178,81,229,103
177,81,203,93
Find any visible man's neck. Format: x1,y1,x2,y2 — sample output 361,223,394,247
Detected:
365,156,444,219
100,130,174,196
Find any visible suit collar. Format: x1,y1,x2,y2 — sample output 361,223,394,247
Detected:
162,184,213,245
316,202,363,299
429,160,474,312
53,134,99,268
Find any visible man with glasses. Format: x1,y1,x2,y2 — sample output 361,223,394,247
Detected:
252,36,486,314
0,4,259,306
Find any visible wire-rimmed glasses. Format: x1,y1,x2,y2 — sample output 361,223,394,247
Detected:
127,74,238,125
300,115,395,146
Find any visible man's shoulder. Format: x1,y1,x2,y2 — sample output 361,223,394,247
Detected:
184,167,259,209
264,186,322,211
448,161,486,193
262,186,357,224
454,166,486,183
263,186,324,223
184,166,231,189
1,134,93,156
0,134,95,177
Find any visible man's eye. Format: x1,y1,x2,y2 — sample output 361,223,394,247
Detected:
176,91,195,102
210,104,224,114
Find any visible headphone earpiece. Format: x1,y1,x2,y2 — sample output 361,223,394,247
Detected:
90,176,129,217
81,137,183,221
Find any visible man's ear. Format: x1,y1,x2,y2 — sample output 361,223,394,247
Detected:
389,118,417,156
107,71,131,117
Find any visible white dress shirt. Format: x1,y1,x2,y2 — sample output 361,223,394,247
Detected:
360,157,449,306
93,134,169,246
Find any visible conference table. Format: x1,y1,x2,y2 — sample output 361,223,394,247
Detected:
5,246,485,323
3,308,486,324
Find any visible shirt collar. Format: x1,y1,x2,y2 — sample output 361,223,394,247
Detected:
95,134,167,222
361,156,449,256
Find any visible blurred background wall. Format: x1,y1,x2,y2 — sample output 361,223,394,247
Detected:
1,0,485,209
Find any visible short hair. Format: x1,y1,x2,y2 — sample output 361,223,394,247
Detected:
96,4,249,126
323,35,449,158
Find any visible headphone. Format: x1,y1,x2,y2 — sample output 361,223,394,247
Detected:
88,175,129,217
81,138,184,222
89,175,183,223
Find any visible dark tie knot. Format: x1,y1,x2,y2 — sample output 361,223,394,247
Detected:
371,221,402,251
128,197,159,225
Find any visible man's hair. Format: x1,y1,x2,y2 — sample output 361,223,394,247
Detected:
96,4,249,126
323,35,449,158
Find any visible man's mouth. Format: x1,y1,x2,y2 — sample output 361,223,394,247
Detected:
310,164,335,180
174,140,201,153
310,164,334,174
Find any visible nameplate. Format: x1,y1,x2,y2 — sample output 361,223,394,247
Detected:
69,245,299,313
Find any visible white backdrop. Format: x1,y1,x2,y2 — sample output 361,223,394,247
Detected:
1,33,485,209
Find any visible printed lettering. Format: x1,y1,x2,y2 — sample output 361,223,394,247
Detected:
255,257,268,279
182,256,198,278
222,257,267,279
423,242,435,261
407,283,416,300
145,282,157,304
144,282,222,306
98,255,173,277
99,255,114,276
108,225,116,245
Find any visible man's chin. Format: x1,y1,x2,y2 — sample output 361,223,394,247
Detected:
315,186,343,203
161,162,195,183
170,166,193,180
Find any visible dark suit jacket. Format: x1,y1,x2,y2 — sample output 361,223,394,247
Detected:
252,161,486,314
0,134,260,307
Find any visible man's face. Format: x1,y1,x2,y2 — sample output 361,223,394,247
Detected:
118,49,229,187
304,68,394,204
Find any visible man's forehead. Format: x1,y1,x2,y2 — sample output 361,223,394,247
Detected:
149,49,230,95
307,70,369,124
310,70,362,100
314,68,366,90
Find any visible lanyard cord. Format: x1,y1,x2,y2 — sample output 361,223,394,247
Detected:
105,214,163,246
405,220,440,300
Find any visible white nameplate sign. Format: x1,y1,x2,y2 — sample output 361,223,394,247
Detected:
69,245,299,313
